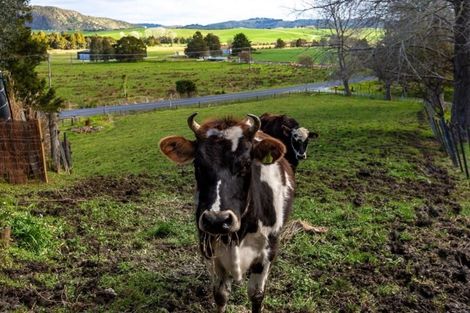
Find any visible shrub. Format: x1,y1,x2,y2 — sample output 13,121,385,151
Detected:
275,38,286,49
175,80,197,97
298,55,314,67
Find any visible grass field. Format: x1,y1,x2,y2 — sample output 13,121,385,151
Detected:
252,47,335,64
1,94,469,312
81,27,332,44
37,56,329,109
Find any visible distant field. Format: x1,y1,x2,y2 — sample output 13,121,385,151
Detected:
253,47,335,64
38,55,329,108
82,27,332,43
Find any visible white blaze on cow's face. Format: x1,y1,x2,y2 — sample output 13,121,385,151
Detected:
196,124,255,235
291,127,310,160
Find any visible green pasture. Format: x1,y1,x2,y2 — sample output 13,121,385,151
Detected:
1,94,469,312
81,27,332,43
37,57,329,108
252,47,335,63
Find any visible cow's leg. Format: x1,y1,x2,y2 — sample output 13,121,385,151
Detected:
209,261,232,313
248,261,271,313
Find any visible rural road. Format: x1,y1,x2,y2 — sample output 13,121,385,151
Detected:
59,76,375,119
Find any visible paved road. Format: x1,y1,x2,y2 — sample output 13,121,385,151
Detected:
59,76,374,119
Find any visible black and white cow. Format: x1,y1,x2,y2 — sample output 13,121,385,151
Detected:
260,113,318,172
160,113,295,313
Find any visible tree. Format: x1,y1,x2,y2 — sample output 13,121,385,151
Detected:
231,33,251,55
329,0,470,129
114,36,147,62
299,0,373,96
204,33,222,56
369,0,453,112
89,36,116,61
298,55,314,67
175,80,197,97
185,31,208,58
451,0,470,129
275,38,286,48
0,0,63,171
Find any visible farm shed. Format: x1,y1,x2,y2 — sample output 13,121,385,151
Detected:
77,50,91,61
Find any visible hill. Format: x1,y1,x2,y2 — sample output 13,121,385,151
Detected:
29,5,135,31
182,17,326,29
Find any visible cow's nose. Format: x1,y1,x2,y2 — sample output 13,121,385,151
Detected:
299,153,307,160
200,211,236,234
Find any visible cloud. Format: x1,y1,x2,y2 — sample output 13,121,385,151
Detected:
31,0,306,25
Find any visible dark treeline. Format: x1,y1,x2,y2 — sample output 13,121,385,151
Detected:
32,31,193,50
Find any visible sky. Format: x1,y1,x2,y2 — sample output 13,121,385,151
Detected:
30,0,311,25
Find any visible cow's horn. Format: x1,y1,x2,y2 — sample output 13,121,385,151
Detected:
247,114,261,135
187,112,200,134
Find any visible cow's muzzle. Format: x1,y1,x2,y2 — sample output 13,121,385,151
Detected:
297,153,307,160
199,210,240,235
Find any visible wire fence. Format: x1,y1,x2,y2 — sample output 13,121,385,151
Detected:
0,119,48,184
424,101,470,179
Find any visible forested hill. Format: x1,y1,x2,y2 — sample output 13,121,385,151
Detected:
29,6,135,31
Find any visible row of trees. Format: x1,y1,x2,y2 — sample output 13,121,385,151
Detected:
32,31,87,50
88,36,147,62
184,32,253,58
31,31,196,50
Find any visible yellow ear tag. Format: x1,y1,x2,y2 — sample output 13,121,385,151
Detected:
262,152,273,164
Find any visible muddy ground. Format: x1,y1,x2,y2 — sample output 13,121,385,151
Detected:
1,131,469,312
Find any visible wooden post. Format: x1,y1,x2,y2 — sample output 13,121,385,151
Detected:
1,226,11,248
48,113,60,173
36,118,49,183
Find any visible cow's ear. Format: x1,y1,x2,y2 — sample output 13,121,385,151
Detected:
159,136,196,164
281,125,291,137
253,138,286,165
308,131,319,139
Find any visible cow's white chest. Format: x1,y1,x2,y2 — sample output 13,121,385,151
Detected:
260,163,292,234
214,232,267,282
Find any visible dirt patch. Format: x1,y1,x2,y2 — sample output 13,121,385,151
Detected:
37,173,158,204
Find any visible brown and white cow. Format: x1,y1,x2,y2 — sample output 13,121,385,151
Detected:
260,113,318,172
160,113,294,313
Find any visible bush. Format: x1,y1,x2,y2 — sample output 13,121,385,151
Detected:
298,55,314,67
275,38,286,49
175,80,197,97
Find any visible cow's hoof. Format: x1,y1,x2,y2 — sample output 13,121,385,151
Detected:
216,304,226,313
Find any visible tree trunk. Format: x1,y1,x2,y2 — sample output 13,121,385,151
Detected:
343,78,352,96
451,0,470,131
384,80,392,101
48,112,60,172
427,86,445,118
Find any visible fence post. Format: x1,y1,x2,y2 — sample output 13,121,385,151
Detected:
439,119,458,167
450,124,464,172
0,226,11,248
456,126,470,178
35,119,49,183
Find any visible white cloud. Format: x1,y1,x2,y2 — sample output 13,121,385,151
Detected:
30,0,308,25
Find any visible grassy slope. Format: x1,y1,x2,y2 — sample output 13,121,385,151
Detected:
36,58,329,109
1,94,469,312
